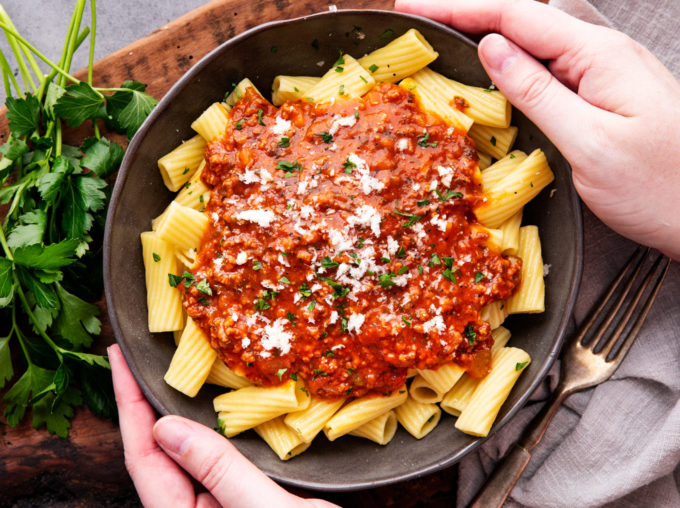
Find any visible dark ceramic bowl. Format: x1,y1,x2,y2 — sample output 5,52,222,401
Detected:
104,9,583,491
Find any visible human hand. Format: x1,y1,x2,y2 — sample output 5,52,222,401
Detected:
395,0,680,260
109,344,338,508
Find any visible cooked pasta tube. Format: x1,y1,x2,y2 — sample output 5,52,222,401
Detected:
417,363,466,397
399,77,473,131
358,29,438,84
155,201,209,253
442,326,512,416
164,317,217,397
409,374,444,403
477,151,492,170
480,300,508,330
254,416,311,460
272,75,320,106
224,78,264,107
140,231,184,332
157,135,206,192
476,149,554,228
324,388,407,441
409,67,511,128
349,410,398,445
481,150,527,191
191,102,230,141
205,359,251,389
455,347,531,437
284,397,345,443
215,380,311,437
499,210,523,255
303,54,375,102
469,124,518,160
505,226,545,314
395,397,441,439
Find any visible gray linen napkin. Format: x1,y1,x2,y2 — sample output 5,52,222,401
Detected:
458,1,680,506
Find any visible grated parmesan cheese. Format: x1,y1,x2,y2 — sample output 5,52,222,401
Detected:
436,165,454,187
235,251,248,265
234,209,277,227
423,315,446,334
347,313,365,333
347,204,382,236
260,318,293,354
271,116,291,136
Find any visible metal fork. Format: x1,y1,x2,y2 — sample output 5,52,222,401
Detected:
469,247,672,508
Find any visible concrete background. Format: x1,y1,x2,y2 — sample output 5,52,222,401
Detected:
0,0,208,105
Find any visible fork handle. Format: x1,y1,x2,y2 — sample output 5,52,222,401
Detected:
469,443,531,508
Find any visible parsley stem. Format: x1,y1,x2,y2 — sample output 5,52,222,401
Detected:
12,305,34,367
0,21,82,87
13,273,63,362
0,49,22,98
0,221,13,260
0,6,37,93
60,0,87,87
88,0,96,87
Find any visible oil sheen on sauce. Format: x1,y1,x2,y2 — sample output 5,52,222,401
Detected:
184,84,521,399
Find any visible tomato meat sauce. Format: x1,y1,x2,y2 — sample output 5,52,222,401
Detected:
184,83,521,400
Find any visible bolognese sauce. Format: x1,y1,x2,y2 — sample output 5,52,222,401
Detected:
183,83,521,399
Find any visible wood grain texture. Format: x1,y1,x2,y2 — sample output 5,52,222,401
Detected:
0,0,458,505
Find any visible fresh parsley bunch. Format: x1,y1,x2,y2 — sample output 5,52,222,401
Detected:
0,1,157,436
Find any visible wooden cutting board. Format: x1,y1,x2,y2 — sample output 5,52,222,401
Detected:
0,0,460,505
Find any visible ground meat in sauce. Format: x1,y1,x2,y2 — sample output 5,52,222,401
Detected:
183,83,521,400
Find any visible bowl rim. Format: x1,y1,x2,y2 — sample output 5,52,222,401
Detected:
103,7,584,491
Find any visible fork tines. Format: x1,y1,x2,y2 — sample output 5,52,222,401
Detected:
576,246,671,362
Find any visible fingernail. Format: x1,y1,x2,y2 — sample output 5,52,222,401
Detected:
154,416,192,455
481,34,518,73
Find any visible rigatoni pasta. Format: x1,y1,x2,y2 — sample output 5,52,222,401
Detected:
140,28,554,461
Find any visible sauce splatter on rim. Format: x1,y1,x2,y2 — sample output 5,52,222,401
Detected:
184,84,520,399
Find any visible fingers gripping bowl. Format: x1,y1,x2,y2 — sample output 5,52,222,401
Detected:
104,10,582,490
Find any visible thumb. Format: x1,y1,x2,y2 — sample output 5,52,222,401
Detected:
153,415,337,508
477,33,598,153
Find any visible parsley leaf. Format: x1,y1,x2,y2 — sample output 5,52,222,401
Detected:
394,210,422,227
465,325,476,345
7,210,46,248
316,131,333,143
53,82,107,127
475,271,485,283
81,137,125,178
6,93,41,136
104,81,158,137
316,274,350,298
13,239,80,270
53,284,102,349
277,137,290,147
515,361,528,371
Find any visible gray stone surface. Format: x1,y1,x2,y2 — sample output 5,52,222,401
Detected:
0,0,207,104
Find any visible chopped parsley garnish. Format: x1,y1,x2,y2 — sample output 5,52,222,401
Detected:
381,256,390,264
290,372,298,381
515,361,528,371
286,312,296,324
324,350,335,357
417,132,431,147
428,253,441,267
417,265,424,274
299,283,312,298
316,131,333,143
255,289,278,311
181,271,196,288
168,273,184,288
442,256,455,268
417,198,430,207
397,245,406,258
300,387,310,396
343,157,357,173
278,137,290,147
182,167,190,175
475,271,485,283
276,160,302,172
394,210,422,227
490,135,497,146
442,268,457,283
279,276,291,285
368,64,379,73
357,238,365,247
234,119,244,129
360,75,368,84
380,28,395,39
313,368,328,379
397,266,409,275
317,274,350,298
257,109,264,125
347,367,356,375
276,368,287,380
334,54,345,66
152,253,161,262
346,388,353,396
435,189,464,202
335,66,344,73
252,260,263,270
402,315,412,326
465,325,476,345
196,279,212,295
307,300,316,311
321,256,339,269
339,84,345,96
198,297,210,306
378,272,396,289
354,111,360,119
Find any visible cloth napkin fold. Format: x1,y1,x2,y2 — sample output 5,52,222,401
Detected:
457,1,680,506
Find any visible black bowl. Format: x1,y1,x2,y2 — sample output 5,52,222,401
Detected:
104,9,583,491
